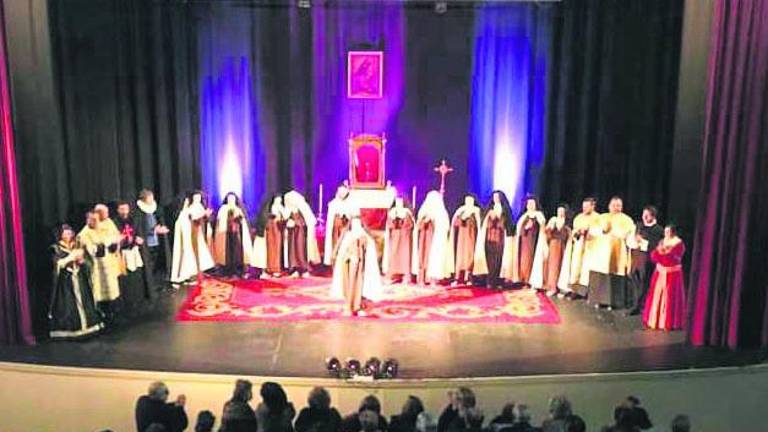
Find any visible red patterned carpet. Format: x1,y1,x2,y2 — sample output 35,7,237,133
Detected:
177,276,561,324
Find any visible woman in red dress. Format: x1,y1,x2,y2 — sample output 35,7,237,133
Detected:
643,225,686,330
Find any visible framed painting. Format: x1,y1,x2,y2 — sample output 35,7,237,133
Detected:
347,51,383,99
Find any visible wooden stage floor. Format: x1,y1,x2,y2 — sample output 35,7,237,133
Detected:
0,284,764,379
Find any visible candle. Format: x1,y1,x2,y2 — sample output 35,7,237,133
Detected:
411,186,416,208
317,183,323,216
318,183,324,216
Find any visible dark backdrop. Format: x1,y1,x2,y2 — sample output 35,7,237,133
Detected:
541,0,682,219
8,0,685,338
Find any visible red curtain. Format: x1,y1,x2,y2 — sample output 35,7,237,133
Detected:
688,0,768,348
0,1,34,345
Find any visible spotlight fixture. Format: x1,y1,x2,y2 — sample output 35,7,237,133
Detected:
325,357,342,377
381,358,399,379
434,1,447,15
363,357,382,377
297,0,311,9
346,358,362,376
324,356,399,379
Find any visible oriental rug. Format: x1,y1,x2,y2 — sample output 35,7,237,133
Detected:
177,276,561,324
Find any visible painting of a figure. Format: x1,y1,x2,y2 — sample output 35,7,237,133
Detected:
354,144,380,183
347,51,383,99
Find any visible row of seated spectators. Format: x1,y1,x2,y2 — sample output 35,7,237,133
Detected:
132,380,692,432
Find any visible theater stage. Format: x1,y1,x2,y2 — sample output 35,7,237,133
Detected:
0,277,764,379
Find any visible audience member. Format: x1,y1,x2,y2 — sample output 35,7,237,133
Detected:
563,415,585,432
446,388,482,432
341,395,389,432
460,408,484,432
623,397,652,430
541,395,572,432
416,412,437,432
361,410,383,432
670,415,690,432
146,424,168,432
389,396,425,432
295,387,342,432
436,391,459,432
508,404,539,432
601,406,640,432
122,382,688,432
135,381,188,432
489,403,516,431
195,410,216,432
257,381,296,432
220,379,258,432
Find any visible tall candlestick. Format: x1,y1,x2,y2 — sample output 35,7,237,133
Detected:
411,186,416,209
318,183,324,217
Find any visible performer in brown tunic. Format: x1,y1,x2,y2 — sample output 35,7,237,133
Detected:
342,238,365,314
515,196,547,286
450,195,481,285
285,210,309,275
411,191,451,286
382,197,414,282
416,219,435,285
543,205,572,296
264,199,286,275
331,217,383,316
251,195,286,277
323,185,354,266
224,208,245,271
475,191,515,289
188,191,215,272
214,193,252,276
283,190,321,275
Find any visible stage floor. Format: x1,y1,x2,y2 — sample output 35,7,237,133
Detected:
176,276,562,324
0,279,765,379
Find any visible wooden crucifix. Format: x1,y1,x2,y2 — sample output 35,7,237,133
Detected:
433,159,454,195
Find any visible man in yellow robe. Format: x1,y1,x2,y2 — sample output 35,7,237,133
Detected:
588,196,636,309
78,206,123,325
559,197,602,297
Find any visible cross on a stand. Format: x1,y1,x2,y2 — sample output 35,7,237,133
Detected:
434,159,454,195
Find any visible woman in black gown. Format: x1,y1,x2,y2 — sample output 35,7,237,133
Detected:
49,224,103,339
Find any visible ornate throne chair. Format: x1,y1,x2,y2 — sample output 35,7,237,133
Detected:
346,133,391,236
348,132,386,189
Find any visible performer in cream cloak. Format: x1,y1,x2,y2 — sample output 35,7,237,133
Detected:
170,192,215,284
251,195,288,277
77,209,122,307
449,195,482,285
382,197,415,283
213,192,252,276
76,206,125,327
412,190,453,285
557,197,602,297
283,190,321,276
515,197,549,289
323,185,354,266
588,196,636,309
474,191,516,288
330,216,384,316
